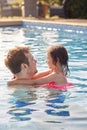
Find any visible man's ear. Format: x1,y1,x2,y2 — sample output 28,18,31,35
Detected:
21,63,28,70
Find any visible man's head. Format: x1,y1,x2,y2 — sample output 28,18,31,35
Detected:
4,46,37,78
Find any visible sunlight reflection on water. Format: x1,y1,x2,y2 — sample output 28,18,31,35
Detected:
0,23,87,130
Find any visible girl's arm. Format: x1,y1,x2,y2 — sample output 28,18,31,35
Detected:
8,72,56,86
31,69,53,79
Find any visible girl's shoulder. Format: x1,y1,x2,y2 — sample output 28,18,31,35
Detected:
51,71,64,77
53,72,67,84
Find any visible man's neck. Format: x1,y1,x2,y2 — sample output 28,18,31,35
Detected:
14,73,32,80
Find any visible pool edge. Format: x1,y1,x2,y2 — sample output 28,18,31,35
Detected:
0,18,87,27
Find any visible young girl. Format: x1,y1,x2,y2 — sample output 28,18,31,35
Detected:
8,44,72,89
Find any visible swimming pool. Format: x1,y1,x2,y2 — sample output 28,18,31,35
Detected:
0,21,87,130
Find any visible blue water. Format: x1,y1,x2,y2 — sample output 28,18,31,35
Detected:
0,22,87,130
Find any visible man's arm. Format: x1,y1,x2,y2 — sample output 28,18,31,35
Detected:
8,72,55,86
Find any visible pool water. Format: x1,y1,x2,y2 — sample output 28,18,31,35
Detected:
0,22,87,130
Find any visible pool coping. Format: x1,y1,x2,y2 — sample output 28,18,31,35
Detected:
0,18,23,26
0,18,87,27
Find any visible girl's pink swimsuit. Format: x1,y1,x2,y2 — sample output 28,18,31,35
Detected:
46,82,74,91
45,73,74,91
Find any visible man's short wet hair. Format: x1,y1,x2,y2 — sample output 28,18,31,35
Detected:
4,46,30,74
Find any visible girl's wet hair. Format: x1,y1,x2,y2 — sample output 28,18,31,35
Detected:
47,44,69,76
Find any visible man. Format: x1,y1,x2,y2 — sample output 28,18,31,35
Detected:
4,46,38,81
5,46,51,86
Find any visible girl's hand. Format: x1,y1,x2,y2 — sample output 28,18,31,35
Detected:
7,79,18,86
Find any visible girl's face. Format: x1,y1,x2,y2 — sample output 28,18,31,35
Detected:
46,54,55,70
